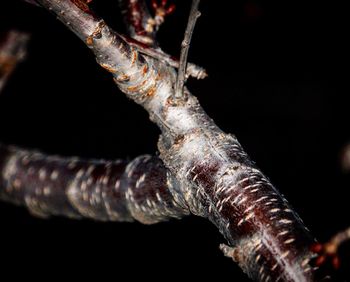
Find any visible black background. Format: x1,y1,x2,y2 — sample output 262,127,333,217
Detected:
0,1,350,281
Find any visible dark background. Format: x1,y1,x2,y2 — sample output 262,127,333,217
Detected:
0,0,349,281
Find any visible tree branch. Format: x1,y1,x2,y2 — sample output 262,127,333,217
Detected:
4,1,326,280
118,0,157,46
122,35,207,80
312,227,350,270
174,0,201,100
0,144,188,223
118,0,207,79
0,30,30,94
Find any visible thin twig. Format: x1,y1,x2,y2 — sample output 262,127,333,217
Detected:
174,0,201,100
121,35,207,79
118,0,206,79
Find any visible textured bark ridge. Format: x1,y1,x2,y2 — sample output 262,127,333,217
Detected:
0,144,188,223
153,94,316,281
1,1,324,281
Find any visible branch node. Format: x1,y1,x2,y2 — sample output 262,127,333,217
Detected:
86,20,106,46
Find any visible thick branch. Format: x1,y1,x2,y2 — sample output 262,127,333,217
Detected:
0,144,188,223
23,1,323,281
35,0,171,106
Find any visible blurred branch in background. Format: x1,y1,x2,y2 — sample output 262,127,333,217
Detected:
340,143,350,172
0,30,30,94
312,227,350,280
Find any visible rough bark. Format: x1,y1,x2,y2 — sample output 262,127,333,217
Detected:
1,1,324,281
0,144,188,223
